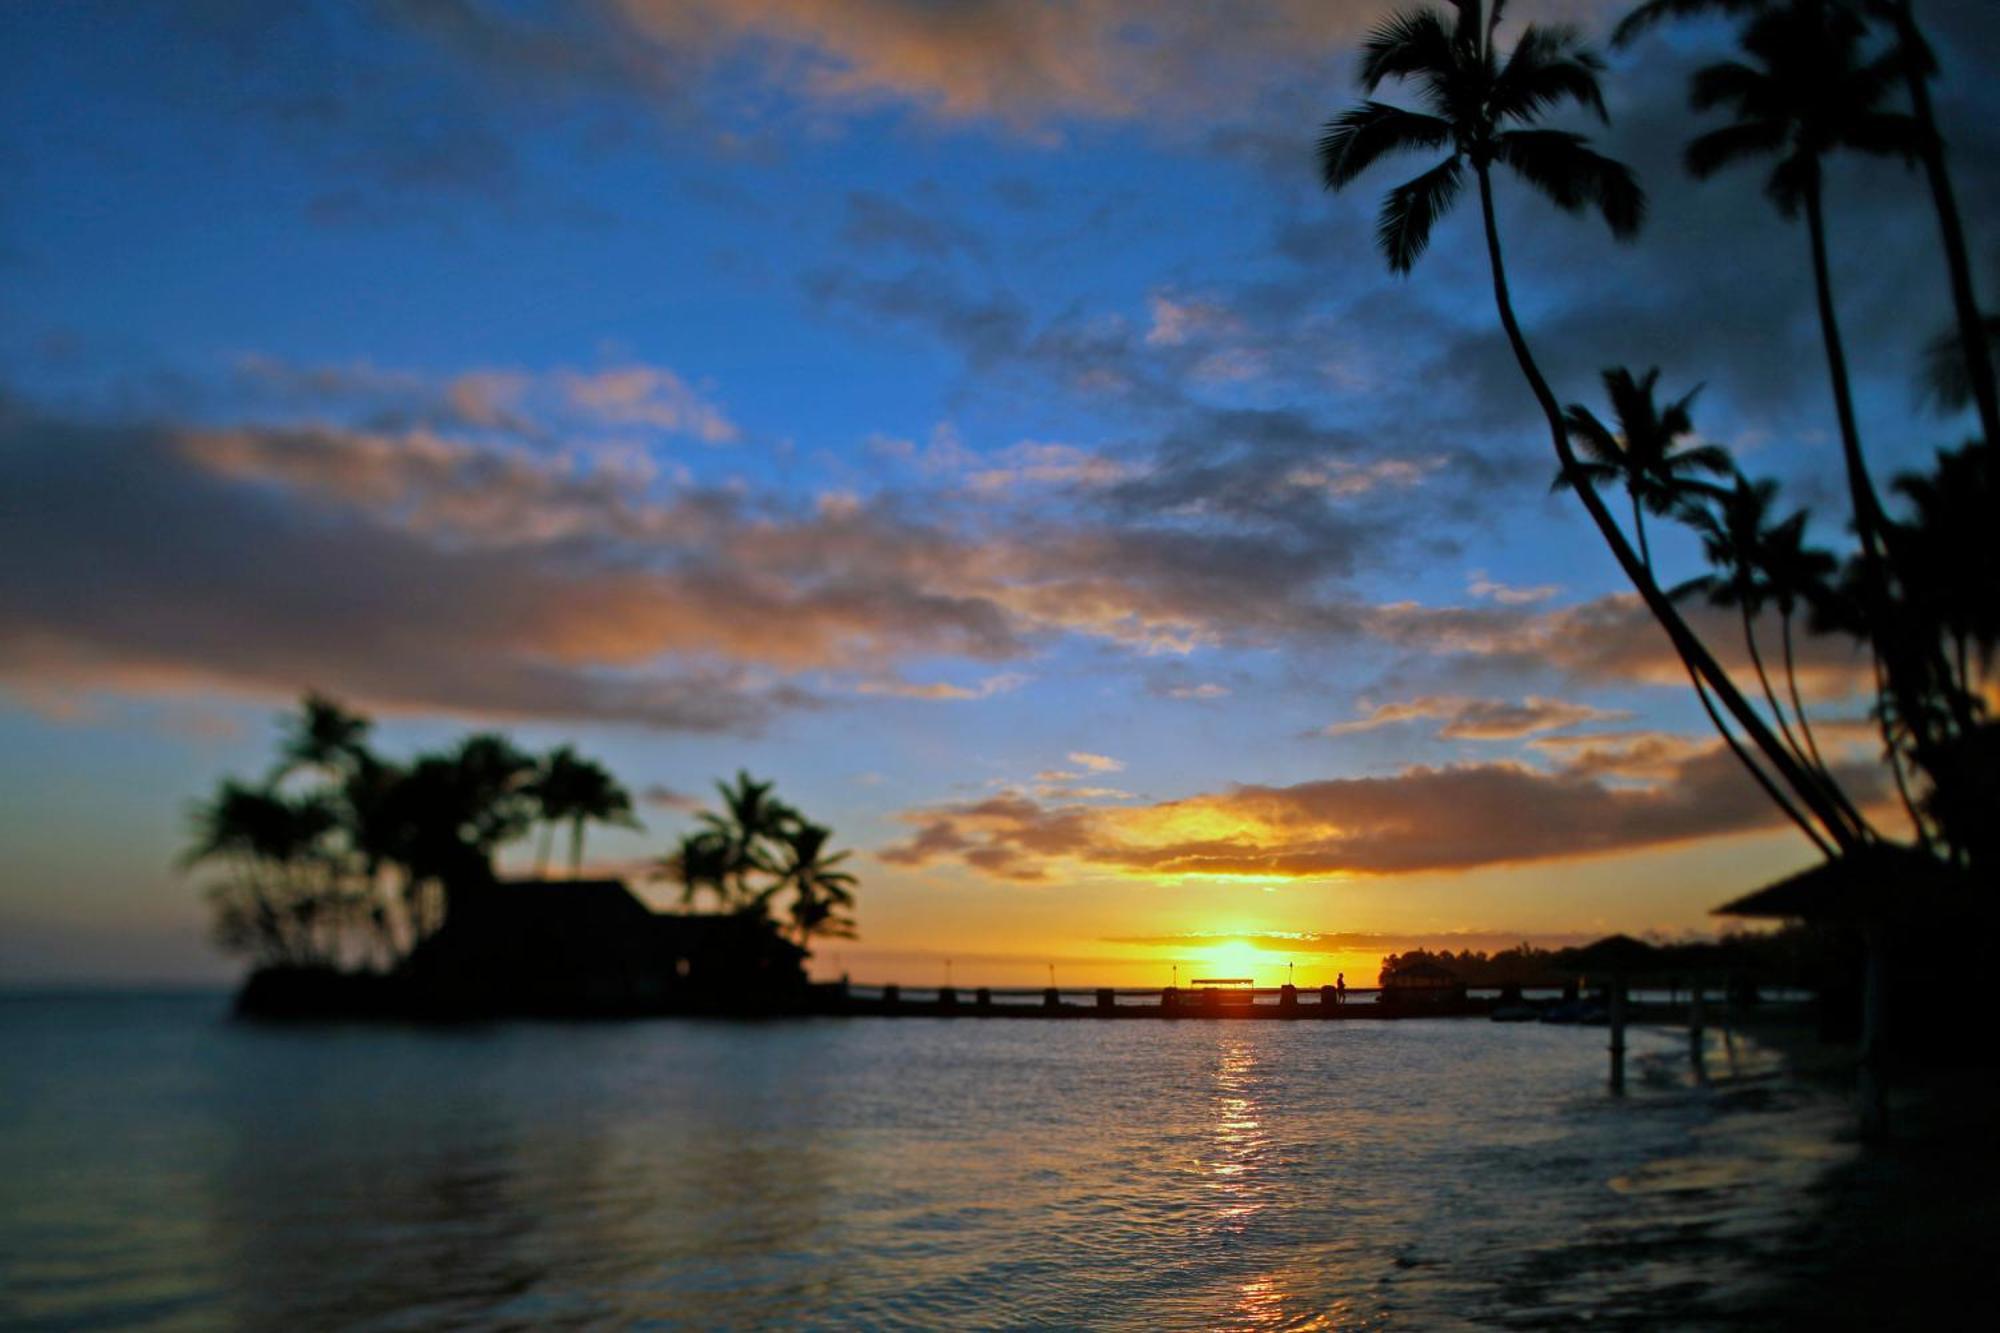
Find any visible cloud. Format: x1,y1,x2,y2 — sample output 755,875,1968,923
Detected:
1146,293,1244,348
879,740,1885,882
1068,751,1125,773
839,191,983,260
1318,695,1630,740
556,366,739,442
1366,594,1876,701
1468,571,1560,605
856,672,1029,701
640,784,704,811
1167,682,1231,700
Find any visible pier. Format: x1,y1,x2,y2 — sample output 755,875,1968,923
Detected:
823,983,1473,1018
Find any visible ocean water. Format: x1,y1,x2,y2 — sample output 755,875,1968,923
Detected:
0,993,1853,1329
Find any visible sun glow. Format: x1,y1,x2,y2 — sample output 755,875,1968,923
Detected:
1200,938,1266,982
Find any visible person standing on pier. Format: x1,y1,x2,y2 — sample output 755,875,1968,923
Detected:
1336,973,1347,1005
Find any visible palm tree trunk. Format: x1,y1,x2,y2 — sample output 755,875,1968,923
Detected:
1801,177,1891,562
1474,163,1862,852
1686,648,1833,856
1891,0,2000,452
1741,605,1811,774
1803,177,1973,750
1745,604,1870,835
534,823,554,879
1781,610,1833,780
569,818,585,879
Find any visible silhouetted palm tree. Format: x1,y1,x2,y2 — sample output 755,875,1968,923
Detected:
529,745,641,878
1920,308,2000,416
661,829,733,910
1681,1,1920,564
1891,445,1996,701
1319,0,1856,852
273,692,374,781
184,780,346,964
1558,366,1731,569
1755,507,1843,775
772,822,859,948
1619,0,2000,449
700,771,797,906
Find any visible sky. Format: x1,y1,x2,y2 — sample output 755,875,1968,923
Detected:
3,0,1995,988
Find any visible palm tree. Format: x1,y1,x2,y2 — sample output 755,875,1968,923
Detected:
184,780,346,965
1756,507,1844,776
660,829,734,910
273,692,374,781
1919,308,2000,417
700,771,797,906
771,822,859,948
1319,0,1857,852
529,745,641,878
1681,0,1921,571
1558,365,1732,569
1618,0,2000,450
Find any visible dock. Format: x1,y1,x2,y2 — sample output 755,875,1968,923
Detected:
820,983,1483,1019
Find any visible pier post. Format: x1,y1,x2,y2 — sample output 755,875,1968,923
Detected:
1280,984,1298,1015
938,986,958,1009
975,986,992,1011
1608,974,1627,1095
1096,987,1115,1013
1688,978,1707,1085
1319,984,1337,1015
1161,986,1179,1015
883,983,900,1010
1043,986,1061,1010
1858,927,1889,1142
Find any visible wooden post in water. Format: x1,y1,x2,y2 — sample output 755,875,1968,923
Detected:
1280,983,1298,1015
975,986,992,1011
1688,977,1707,1085
1162,986,1180,1015
883,983,900,1010
1859,926,1889,1141
1096,987,1115,1013
1043,986,1061,1010
1608,973,1627,1095
1320,984,1338,1015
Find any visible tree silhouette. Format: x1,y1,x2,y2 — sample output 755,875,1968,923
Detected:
1618,0,2000,450
1676,477,1867,834
273,691,374,783
1318,0,1858,853
699,770,798,907
1558,366,1730,570
184,779,350,966
529,745,641,878
1682,0,1921,571
662,829,735,910
771,822,859,947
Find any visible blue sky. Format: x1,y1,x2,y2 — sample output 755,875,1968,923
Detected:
3,0,1994,985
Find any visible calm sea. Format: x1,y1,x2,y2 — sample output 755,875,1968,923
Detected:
0,993,1852,1329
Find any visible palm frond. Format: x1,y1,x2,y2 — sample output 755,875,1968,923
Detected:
1560,405,1624,465
1612,0,1761,50
1358,7,1461,93
1687,59,1767,114
1494,130,1646,237
1317,102,1454,190
1683,119,1786,180
1376,155,1465,273
1491,24,1606,125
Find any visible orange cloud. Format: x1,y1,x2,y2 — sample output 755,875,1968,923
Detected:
1318,694,1628,740
879,739,1886,882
